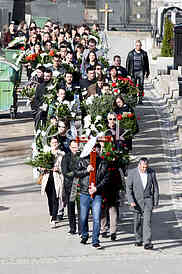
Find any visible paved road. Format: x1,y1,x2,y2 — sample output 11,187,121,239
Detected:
0,80,182,273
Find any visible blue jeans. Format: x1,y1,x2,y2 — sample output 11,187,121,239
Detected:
80,193,102,245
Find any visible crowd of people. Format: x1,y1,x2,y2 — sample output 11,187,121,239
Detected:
1,19,159,250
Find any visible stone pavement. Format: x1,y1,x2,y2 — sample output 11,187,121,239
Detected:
0,80,182,273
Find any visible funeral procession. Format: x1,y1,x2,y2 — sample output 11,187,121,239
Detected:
0,0,182,273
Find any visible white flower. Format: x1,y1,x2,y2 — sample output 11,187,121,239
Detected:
71,112,76,118
47,84,55,91
84,114,91,122
91,124,96,131
43,145,51,153
40,53,48,58
95,115,102,123
52,70,61,77
85,128,91,136
41,131,46,137
86,97,93,105
44,63,52,68
36,129,41,136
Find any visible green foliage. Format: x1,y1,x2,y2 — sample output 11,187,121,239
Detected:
20,86,36,99
101,142,129,166
27,151,55,170
117,113,138,139
161,17,174,57
56,103,72,119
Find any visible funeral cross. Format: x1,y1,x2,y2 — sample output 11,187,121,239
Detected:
99,3,113,32
75,135,112,198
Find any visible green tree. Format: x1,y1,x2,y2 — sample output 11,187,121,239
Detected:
161,17,174,57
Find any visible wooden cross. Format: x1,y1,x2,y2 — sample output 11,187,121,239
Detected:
99,3,113,31
76,135,112,197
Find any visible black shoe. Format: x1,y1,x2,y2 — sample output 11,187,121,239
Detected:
68,230,76,235
111,233,116,241
102,232,108,238
92,243,102,249
57,215,64,222
134,242,143,247
144,243,153,250
80,237,88,244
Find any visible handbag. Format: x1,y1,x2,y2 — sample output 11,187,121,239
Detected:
37,174,43,185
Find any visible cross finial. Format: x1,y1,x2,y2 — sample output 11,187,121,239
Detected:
99,2,113,32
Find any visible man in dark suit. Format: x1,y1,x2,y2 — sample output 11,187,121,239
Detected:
126,157,159,250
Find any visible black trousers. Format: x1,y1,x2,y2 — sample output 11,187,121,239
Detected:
65,189,81,234
45,172,59,221
132,70,144,101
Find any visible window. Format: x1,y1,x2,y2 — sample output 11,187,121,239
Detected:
83,0,96,9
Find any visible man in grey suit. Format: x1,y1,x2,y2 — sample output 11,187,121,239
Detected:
126,158,159,250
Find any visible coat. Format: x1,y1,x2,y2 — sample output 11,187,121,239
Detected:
126,49,150,77
41,150,65,198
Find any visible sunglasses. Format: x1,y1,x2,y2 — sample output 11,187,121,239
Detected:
108,118,116,121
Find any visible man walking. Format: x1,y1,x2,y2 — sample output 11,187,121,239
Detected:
61,140,80,235
75,143,109,249
126,40,150,105
126,158,159,250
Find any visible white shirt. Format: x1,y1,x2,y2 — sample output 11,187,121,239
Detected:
138,168,148,190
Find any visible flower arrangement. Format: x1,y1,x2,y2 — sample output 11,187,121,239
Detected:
7,36,26,49
98,56,109,69
82,94,115,137
55,103,72,120
82,114,106,137
110,76,139,107
117,112,138,139
20,86,36,100
28,151,55,170
100,142,129,166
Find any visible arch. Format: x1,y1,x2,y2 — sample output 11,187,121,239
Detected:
160,6,182,39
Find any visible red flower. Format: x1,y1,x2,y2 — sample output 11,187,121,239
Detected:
117,114,122,120
112,147,116,151
112,82,117,87
136,84,139,87
127,113,134,118
20,46,25,51
49,50,55,57
142,92,144,97
113,89,119,93
101,156,105,159
106,152,111,156
103,198,107,202
122,143,127,147
137,115,141,120
118,76,125,81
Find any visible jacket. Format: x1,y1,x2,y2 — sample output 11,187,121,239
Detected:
126,49,150,77
74,155,109,195
61,151,80,193
126,167,159,211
